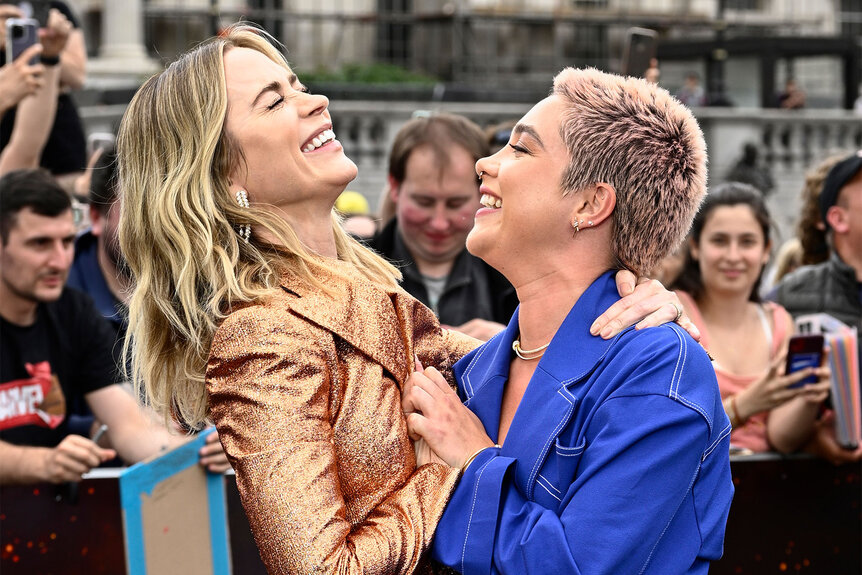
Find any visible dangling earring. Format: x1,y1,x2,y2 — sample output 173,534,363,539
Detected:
572,219,581,236
236,190,251,243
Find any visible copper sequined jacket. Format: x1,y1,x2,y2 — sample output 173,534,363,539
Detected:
206,261,478,574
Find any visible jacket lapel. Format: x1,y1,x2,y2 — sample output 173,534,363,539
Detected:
457,310,521,443
279,264,410,386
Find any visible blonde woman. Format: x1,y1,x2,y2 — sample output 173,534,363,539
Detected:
117,25,696,574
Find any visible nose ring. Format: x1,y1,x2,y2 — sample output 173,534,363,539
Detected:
478,171,485,181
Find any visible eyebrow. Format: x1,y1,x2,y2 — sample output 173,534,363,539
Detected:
251,81,281,109
250,74,298,109
25,233,76,244
512,123,545,150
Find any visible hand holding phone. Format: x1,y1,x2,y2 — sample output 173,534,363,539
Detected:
785,334,824,389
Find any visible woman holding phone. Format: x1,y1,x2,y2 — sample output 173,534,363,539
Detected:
673,183,831,453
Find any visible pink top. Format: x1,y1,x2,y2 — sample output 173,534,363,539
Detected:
676,291,791,452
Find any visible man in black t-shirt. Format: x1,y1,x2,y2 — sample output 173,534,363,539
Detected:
0,170,229,484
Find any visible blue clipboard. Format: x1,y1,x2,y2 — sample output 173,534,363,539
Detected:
118,429,230,574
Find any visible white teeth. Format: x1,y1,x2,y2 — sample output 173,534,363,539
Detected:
303,129,336,152
480,193,501,209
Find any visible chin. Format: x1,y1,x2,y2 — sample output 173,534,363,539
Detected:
35,287,64,303
466,230,495,265
337,157,359,184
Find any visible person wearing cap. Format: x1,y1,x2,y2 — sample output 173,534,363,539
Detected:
335,190,377,240
774,150,862,464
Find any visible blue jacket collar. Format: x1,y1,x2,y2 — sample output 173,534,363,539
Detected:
455,271,624,498
458,271,623,399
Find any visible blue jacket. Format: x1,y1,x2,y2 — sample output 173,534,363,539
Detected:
432,272,733,574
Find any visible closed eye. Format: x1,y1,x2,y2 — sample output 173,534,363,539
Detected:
267,96,284,110
509,143,529,154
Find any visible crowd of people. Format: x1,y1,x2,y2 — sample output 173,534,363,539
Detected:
0,8,860,574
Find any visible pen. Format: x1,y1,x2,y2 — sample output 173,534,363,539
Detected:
63,424,109,505
91,423,109,445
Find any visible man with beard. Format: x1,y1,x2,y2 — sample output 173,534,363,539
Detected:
0,168,227,485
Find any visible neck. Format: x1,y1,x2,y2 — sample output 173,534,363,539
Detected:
263,204,339,259
0,283,38,326
98,246,131,305
834,242,862,282
515,266,604,353
414,257,454,280
697,289,753,326
506,230,613,351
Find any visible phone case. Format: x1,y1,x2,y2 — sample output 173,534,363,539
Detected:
5,18,39,65
786,335,824,388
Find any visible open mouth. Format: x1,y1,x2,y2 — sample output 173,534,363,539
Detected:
302,128,336,152
480,193,502,209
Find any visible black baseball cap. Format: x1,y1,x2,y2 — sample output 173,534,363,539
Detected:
820,150,862,229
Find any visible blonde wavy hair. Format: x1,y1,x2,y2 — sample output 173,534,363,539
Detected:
117,24,399,430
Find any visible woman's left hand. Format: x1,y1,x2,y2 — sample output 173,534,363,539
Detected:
590,270,700,342
402,361,494,469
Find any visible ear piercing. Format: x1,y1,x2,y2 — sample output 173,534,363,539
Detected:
573,219,595,236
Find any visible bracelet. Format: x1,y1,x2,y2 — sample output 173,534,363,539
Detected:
721,400,739,429
40,55,60,67
729,396,747,428
461,444,499,472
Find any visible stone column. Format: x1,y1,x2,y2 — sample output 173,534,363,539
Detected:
88,0,159,81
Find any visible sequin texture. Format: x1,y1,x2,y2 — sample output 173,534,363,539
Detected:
207,261,477,574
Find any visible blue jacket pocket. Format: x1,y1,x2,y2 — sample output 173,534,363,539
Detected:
534,437,586,510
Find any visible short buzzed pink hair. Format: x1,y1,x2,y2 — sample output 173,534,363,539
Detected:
553,67,707,274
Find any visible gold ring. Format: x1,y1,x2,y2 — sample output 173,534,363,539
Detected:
671,302,683,322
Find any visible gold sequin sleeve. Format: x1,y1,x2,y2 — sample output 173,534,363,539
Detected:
206,303,460,575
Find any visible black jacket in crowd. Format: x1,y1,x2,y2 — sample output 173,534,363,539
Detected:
367,219,518,327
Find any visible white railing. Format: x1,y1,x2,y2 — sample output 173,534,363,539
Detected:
80,100,861,242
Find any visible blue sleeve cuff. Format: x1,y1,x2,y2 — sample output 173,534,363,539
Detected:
433,447,514,574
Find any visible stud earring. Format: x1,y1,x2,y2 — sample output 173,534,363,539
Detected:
588,220,594,226
236,190,251,243
572,219,581,235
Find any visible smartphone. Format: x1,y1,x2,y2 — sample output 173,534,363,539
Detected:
621,27,658,78
5,18,39,65
785,334,824,388
18,1,50,27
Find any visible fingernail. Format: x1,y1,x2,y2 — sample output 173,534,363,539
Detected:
589,322,600,335
600,326,613,338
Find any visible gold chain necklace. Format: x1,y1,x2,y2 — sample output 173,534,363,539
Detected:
512,337,550,360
